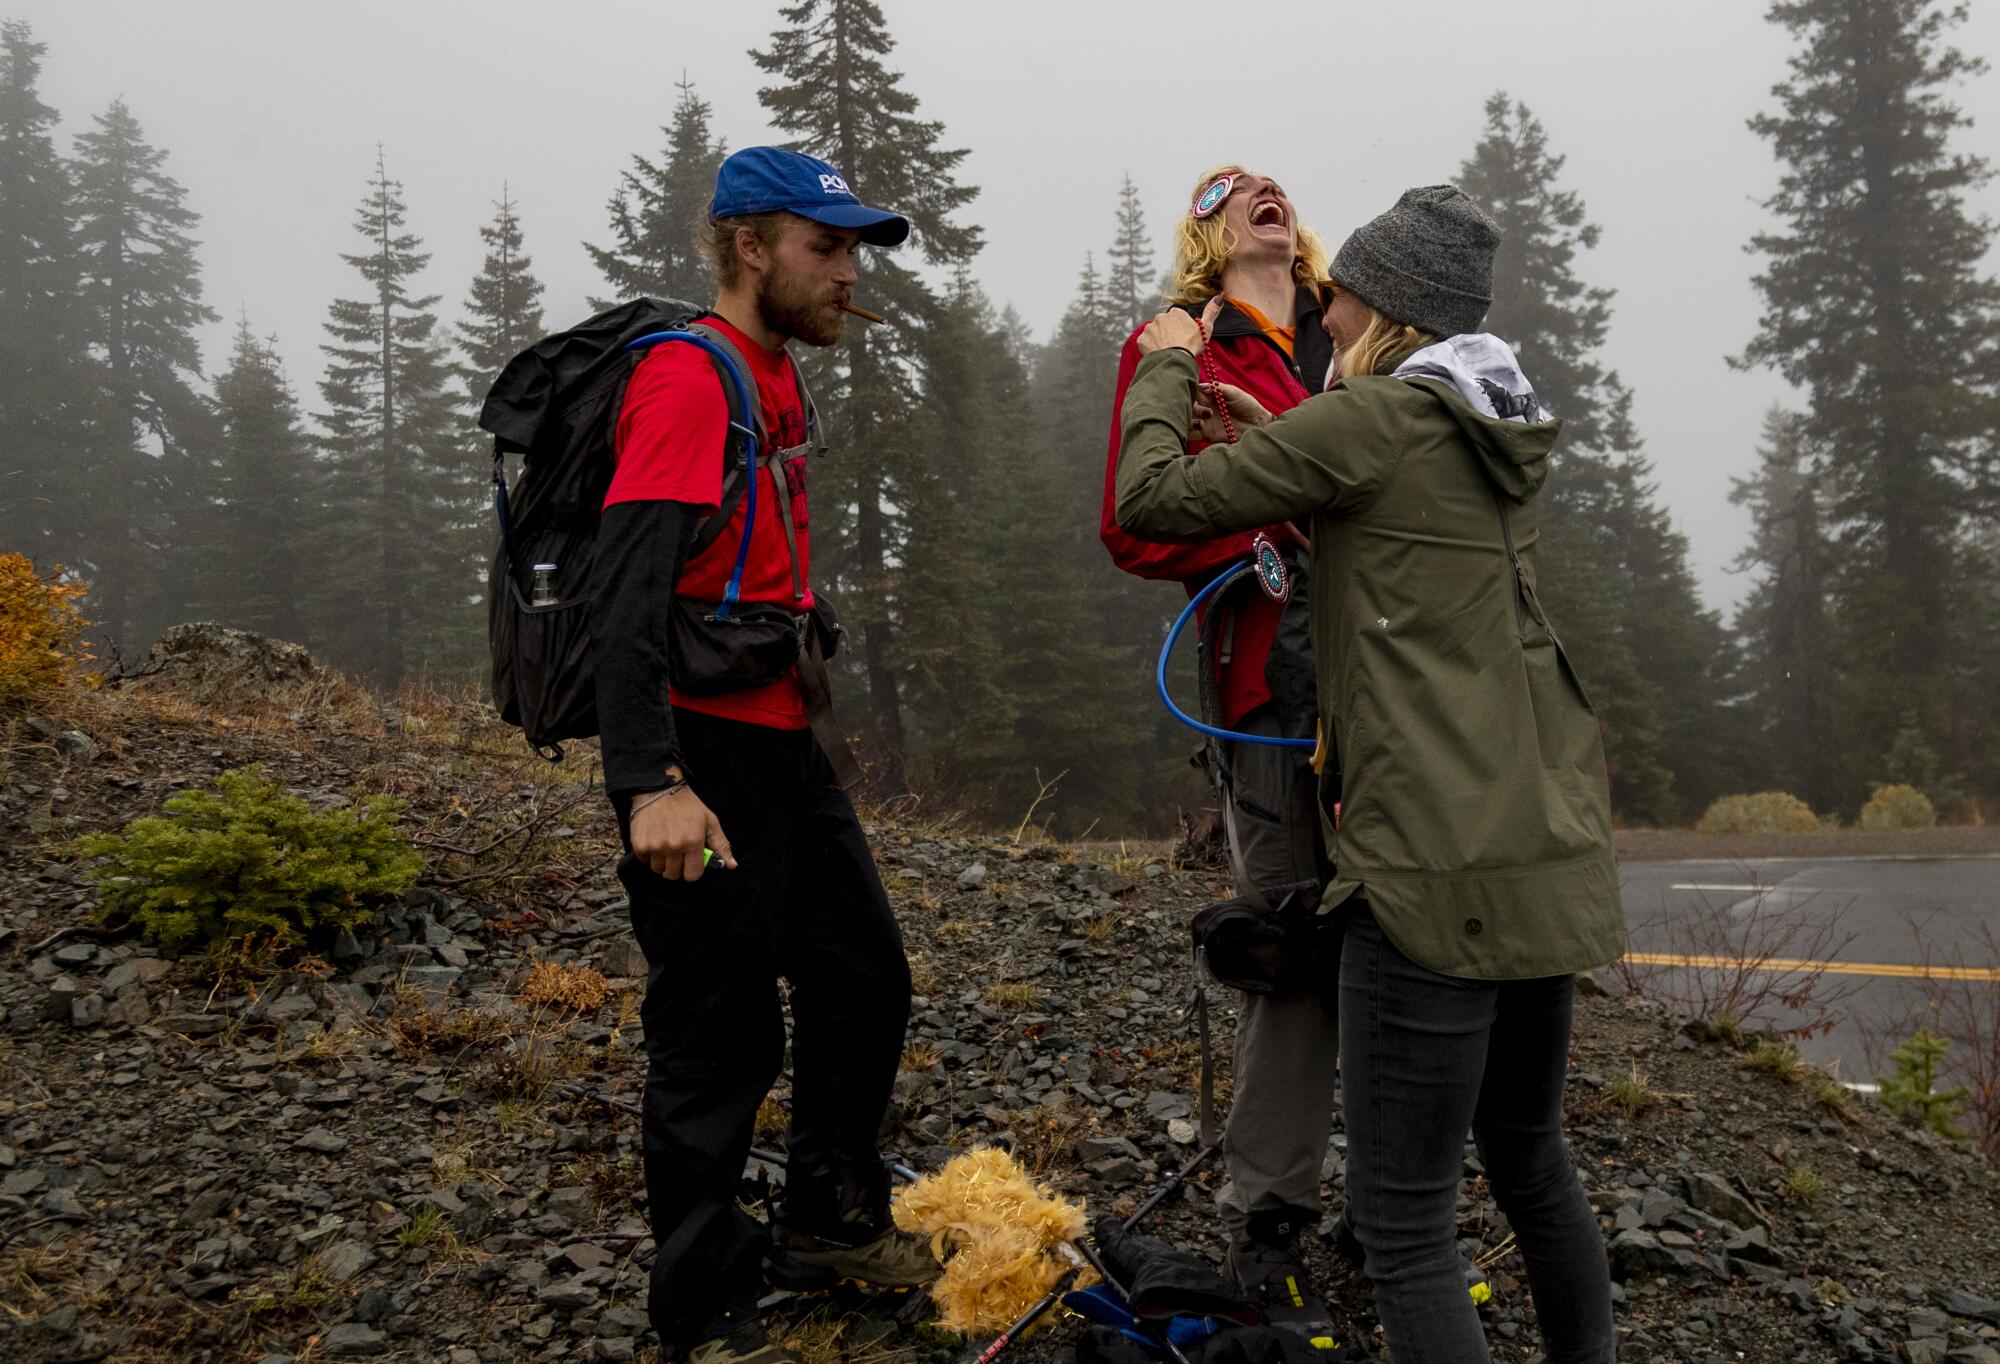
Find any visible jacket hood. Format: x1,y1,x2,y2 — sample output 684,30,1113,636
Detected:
1392,334,1559,504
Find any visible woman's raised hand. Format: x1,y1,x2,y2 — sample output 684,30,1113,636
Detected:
1136,295,1224,357
1193,382,1274,443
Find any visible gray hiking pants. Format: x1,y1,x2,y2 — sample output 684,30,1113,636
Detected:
1214,705,1339,1233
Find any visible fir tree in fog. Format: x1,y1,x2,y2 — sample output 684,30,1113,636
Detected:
315,150,479,682
1461,94,1737,823
72,96,218,645
0,23,98,592
1730,407,1840,811
1741,0,2000,813
752,0,983,788
587,76,727,309
459,186,545,397
200,319,312,639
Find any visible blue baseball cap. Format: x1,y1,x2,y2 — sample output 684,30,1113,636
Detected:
709,146,910,247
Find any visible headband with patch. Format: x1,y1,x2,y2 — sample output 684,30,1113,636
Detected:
1191,174,1233,219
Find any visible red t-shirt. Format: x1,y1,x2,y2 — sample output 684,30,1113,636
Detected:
605,316,813,730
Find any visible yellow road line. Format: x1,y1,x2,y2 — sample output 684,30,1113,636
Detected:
1620,952,2000,983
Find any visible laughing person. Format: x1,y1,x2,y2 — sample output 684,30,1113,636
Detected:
1098,166,1342,1342
1116,186,1623,1364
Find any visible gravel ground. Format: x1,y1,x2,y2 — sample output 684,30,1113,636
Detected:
3,641,1997,1363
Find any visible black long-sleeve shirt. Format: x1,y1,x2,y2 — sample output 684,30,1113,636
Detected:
592,498,699,797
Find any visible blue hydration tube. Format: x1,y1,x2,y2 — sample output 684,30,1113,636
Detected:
1158,562,1316,750
623,330,760,618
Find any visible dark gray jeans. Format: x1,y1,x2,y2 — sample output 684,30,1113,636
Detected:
1339,911,1614,1364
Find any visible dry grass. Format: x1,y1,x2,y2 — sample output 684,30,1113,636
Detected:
1078,915,1117,942
1779,1164,1826,1208
1606,1065,1665,1119
1742,1038,1804,1083
907,953,942,999
902,1040,942,1071
518,960,609,1015
934,919,981,942
385,986,516,1059
983,982,1036,1011
755,1094,790,1144
777,1305,917,1364
432,1134,505,1190
1,1234,89,1320
484,1038,592,1100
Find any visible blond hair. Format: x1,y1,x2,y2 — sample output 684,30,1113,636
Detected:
1336,305,1441,381
1167,164,1331,305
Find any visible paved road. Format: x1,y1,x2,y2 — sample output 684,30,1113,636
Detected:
1614,855,2000,1084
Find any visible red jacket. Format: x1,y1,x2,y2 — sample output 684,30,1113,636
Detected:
1100,291,1331,726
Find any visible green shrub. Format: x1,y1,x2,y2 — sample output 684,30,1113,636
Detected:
77,766,421,951
1696,791,1819,835
1876,1029,1970,1141
1858,783,1935,831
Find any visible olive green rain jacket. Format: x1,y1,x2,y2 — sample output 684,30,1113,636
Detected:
1116,346,1624,980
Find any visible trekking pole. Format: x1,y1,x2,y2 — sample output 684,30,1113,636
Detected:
1125,1140,1220,1231
968,1242,1088,1364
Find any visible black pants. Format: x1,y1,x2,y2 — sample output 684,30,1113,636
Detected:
1338,911,1614,1364
615,709,912,1351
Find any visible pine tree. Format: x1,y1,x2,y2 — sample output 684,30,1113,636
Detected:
0,23,101,594
752,0,983,789
459,186,545,399
1015,251,1166,830
1730,408,1841,810
587,76,726,307
1741,0,2000,807
71,96,219,642
1461,94,1737,822
1105,173,1157,334
895,270,1017,805
315,150,480,682
197,318,313,640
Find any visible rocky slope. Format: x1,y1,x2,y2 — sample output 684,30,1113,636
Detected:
2,636,1996,1363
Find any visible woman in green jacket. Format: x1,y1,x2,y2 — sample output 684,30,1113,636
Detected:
1117,186,1622,1364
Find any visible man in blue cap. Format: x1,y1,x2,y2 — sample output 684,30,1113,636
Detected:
591,146,931,1364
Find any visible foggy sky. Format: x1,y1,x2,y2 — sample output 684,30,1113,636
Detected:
17,0,2000,615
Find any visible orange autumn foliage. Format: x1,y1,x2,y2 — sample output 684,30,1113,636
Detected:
0,553,91,703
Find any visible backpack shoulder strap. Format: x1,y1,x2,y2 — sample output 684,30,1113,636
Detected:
787,352,829,457
676,323,764,561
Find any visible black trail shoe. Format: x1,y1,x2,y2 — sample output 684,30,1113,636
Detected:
681,1320,805,1364
764,1222,940,1293
1230,1206,1340,1351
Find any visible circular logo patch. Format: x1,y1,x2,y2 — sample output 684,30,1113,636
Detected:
1192,175,1233,219
1252,533,1289,602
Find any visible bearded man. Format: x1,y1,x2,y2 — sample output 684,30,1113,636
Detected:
591,146,936,1364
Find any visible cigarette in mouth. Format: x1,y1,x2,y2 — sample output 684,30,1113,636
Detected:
838,300,888,324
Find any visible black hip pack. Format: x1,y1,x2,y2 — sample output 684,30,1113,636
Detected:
670,594,842,695
1190,880,1326,994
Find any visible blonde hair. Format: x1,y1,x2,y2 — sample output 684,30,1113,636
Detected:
1336,305,1441,381
1167,164,1331,305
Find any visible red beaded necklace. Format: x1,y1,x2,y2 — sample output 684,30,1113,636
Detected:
1194,313,1237,445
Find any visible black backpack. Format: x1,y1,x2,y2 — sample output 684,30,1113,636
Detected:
477,297,819,757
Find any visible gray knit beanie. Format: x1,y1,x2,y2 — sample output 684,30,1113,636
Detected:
1329,185,1500,337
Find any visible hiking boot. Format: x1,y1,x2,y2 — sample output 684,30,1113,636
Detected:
680,1320,804,1364
765,1222,941,1292
1230,1206,1339,1351
1331,1206,1493,1305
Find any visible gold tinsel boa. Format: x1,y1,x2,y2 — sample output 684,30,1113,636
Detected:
891,1146,1093,1334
